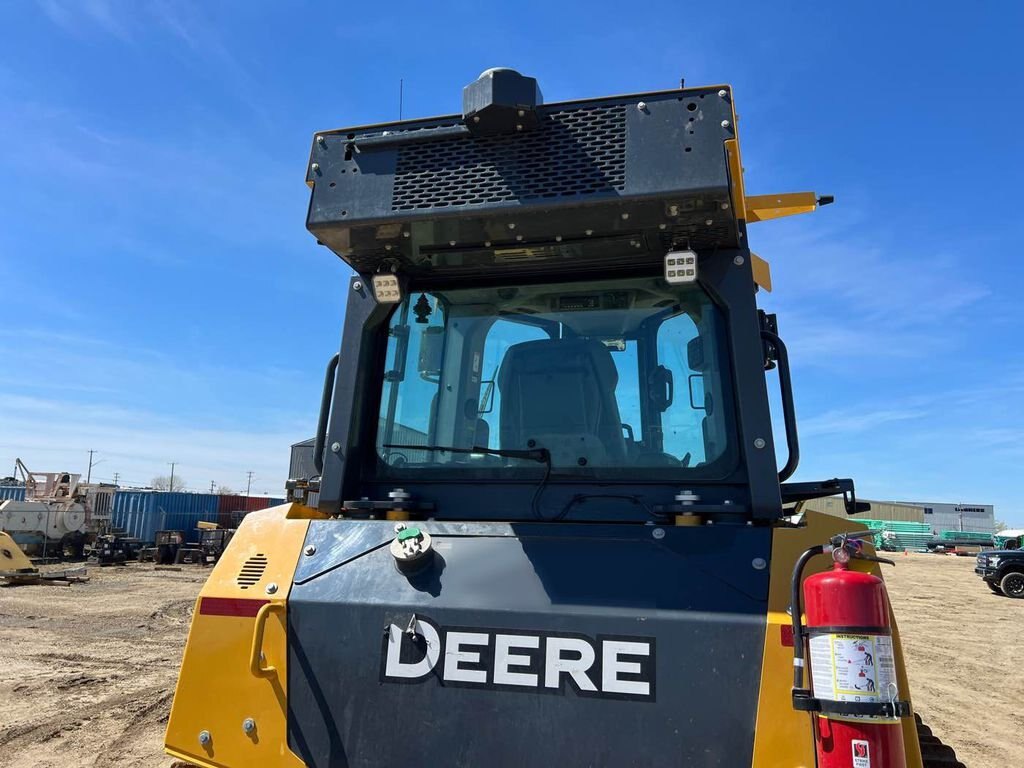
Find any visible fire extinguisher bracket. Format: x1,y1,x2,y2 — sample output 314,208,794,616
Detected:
792,688,912,718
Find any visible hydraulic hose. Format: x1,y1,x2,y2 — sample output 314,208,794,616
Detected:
790,544,824,689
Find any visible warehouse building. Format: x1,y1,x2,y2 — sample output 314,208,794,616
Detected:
906,501,996,535
801,497,995,534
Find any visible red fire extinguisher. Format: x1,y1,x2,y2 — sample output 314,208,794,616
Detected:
791,533,910,768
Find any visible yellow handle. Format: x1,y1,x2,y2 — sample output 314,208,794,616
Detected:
249,602,285,678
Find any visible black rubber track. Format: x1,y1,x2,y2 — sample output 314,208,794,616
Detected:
916,713,967,768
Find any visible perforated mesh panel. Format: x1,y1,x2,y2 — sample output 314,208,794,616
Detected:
391,105,627,210
237,553,268,589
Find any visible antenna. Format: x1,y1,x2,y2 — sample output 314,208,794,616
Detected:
399,78,404,120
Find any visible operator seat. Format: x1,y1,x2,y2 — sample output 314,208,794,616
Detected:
497,338,627,466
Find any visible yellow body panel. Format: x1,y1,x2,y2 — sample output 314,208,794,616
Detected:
0,530,36,572
751,511,923,768
745,192,819,223
164,504,311,768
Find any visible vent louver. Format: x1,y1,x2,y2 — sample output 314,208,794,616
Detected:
237,554,268,589
391,104,627,210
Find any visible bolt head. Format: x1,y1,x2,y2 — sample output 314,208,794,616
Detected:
352,280,362,291
721,119,731,128
621,212,630,220
265,582,278,595
330,441,341,453
243,718,256,734
754,438,767,449
652,528,666,540
402,231,410,238
304,545,316,557
316,135,326,145
508,222,516,229
199,730,212,746
752,557,767,570
733,255,745,266
585,229,593,236
637,101,647,111
705,219,713,226
718,89,727,98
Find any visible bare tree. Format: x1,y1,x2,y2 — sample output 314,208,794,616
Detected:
215,485,235,495
995,519,1008,533
151,475,188,492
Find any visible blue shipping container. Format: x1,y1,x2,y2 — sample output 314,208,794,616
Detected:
110,491,220,543
0,486,26,502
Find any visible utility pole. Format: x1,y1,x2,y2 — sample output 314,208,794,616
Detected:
210,480,216,494
87,450,97,483
113,472,120,486
169,462,176,492
246,471,254,497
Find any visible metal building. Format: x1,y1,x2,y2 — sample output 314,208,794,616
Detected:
904,500,996,535
800,497,925,523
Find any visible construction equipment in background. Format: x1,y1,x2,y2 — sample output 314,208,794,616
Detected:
90,532,141,565
196,521,234,565
0,458,116,558
139,530,186,565
0,530,88,585
166,70,962,767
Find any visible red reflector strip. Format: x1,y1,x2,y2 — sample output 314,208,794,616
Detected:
780,624,794,647
200,597,270,617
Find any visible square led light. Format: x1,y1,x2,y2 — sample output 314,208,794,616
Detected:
665,250,698,284
372,274,403,303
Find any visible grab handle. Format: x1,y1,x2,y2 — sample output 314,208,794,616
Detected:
761,329,800,482
249,602,286,678
313,353,340,474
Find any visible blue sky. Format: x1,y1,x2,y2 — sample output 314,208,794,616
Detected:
0,1,1021,521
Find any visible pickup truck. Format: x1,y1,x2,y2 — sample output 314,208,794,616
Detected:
975,549,1024,597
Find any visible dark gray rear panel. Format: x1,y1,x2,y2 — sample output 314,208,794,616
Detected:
288,521,769,767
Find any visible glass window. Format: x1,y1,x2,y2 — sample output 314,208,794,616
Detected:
375,276,737,479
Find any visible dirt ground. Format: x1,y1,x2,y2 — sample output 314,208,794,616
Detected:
0,553,1018,767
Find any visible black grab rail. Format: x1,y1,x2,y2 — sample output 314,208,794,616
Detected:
761,329,800,482
313,353,341,474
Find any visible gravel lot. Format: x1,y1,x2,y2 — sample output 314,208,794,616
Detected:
0,552,1015,767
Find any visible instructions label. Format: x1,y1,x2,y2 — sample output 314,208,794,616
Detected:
808,633,898,720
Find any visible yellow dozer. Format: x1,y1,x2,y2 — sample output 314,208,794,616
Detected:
165,70,961,767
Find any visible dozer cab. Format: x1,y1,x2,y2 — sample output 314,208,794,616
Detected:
166,70,957,767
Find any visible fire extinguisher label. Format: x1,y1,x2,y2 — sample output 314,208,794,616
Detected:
851,739,871,767
808,633,898,720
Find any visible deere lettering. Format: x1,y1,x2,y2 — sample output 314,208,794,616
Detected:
380,618,656,701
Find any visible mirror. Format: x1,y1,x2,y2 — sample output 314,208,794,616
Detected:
649,365,674,413
418,326,444,379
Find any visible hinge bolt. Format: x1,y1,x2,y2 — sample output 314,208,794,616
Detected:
198,730,212,746
243,718,256,734
304,545,316,556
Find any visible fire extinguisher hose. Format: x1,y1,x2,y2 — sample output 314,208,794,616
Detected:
790,543,824,690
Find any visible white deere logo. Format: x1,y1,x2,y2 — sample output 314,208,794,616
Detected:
381,616,655,700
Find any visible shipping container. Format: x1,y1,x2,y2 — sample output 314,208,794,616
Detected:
110,491,220,543
0,485,26,502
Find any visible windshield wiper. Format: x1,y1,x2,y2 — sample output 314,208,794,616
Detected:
382,444,550,463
